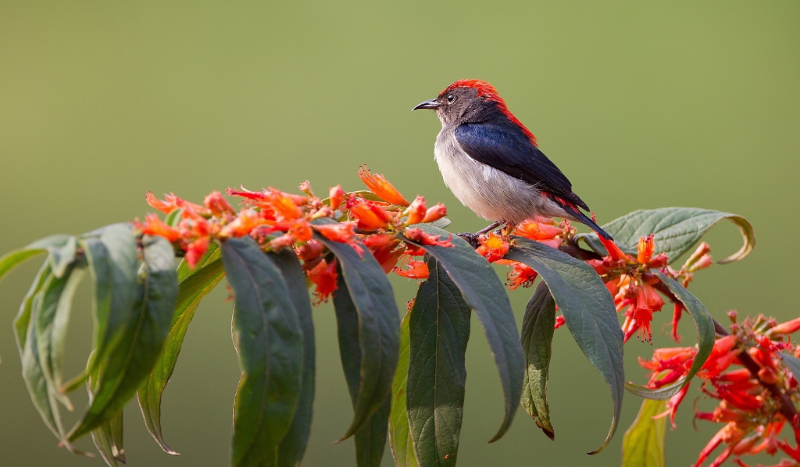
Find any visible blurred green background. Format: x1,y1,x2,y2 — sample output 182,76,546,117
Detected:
1,1,798,466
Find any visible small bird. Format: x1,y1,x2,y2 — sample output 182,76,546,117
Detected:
413,79,612,242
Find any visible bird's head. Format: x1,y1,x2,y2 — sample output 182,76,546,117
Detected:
413,79,505,125
413,79,537,144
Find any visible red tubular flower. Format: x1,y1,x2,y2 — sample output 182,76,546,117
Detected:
349,198,393,230
139,214,180,242
770,317,800,337
204,191,236,215
513,219,563,248
185,237,210,269
422,203,447,223
506,262,538,290
220,210,271,237
329,185,345,210
307,259,338,304
146,192,208,215
405,196,427,225
394,259,429,279
554,316,566,329
476,232,510,263
403,228,454,248
598,234,630,262
357,166,409,207
312,222,355,243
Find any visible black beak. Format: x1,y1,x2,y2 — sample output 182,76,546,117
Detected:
412,99,441,111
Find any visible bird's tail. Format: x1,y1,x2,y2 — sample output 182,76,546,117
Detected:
556,201,614,241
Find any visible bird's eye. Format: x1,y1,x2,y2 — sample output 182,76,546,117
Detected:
447,94,455,103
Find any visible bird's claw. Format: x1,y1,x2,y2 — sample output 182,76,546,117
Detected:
456,232,480,249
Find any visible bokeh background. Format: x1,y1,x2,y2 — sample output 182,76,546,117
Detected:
1,1,798,466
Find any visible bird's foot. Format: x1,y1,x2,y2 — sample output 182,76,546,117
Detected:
456,232,480,249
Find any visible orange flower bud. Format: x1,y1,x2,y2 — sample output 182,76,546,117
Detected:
349,198,392,230
357,166,409,207
770,317,800,336
270,233,296,250
220,210,270,237
422,203,447,223
394,259,429,279
312,222,355,243
405,196,427,225
139,214,180,242
299,180,314,197
204,191,236,215
403,228,453,248
329,185,345,210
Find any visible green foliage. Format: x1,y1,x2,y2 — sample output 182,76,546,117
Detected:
519,282,556,439
0,205,755,467
579,207,754,264
505,238,623,454
403,224,524,444
621,399,667,467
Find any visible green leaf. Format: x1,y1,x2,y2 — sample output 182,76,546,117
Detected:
80,224,140,378
221,237,304,467
91,411,125,467
0,234,73,283
402,224,523,443
781,353,800,382
407,257,470,466
138,246,225,455
621,399,667,467
332,273,390,467
270,250,316,467
313,218,400,441
19,265,79,451
35,263,85,410
389,310,418,467
626,273,715,400
69,234,178,441
505,238,623,454
520,281,556,439
578,208,754,264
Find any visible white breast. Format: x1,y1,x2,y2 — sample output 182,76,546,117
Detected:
433,128,563,224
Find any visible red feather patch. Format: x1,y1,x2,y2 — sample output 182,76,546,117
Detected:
440,79,538,147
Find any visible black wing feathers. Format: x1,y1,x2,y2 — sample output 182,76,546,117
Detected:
454,122,589,211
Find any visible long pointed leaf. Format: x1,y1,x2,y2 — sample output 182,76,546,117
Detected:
69,234,178,441
578,208,754,264
402,224,523,443
389,310,418,467
625,273,714,400
92,411,125,467
333,273,390,467
35,264,84,410
138,248,225,454
313,218,400,441
270,250,316,467
505,238,623,454
520,281,556,439
19,266,79,451
621,399,667,467
407,257,470,466
222,237,304,467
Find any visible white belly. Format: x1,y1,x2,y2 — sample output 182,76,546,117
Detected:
434,130,563,224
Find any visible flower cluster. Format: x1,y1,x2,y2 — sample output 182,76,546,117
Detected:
639,312,800,467
587,234,712,342
137,166,450,303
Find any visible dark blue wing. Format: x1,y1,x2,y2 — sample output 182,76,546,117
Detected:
454,122,589,211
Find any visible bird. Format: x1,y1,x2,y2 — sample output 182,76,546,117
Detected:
413,79,612,244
